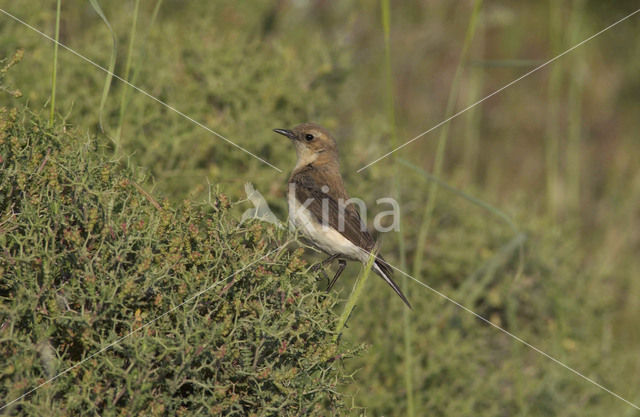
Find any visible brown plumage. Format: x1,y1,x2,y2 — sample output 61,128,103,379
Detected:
274,123,411,308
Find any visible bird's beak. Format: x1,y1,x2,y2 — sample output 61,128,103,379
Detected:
273,128,296,140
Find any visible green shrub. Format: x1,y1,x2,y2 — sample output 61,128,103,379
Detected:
0,107,358,415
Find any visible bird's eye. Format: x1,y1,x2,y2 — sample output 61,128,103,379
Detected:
305,134,314,141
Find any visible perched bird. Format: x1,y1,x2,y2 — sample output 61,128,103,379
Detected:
274,123,411,308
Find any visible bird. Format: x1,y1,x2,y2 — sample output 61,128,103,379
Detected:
273,123,411,308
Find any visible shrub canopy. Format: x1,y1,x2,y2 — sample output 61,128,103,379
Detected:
0,107,356,416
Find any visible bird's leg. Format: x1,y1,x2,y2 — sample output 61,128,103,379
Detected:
327,260,347,291
309,254,339,286
309,253,340,272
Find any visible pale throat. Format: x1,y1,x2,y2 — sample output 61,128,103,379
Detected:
294,147,321,170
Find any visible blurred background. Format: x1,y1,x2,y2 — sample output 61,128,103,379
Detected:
1,0,639,415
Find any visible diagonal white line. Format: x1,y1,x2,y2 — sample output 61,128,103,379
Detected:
383,261,640,411
357,8,640,172
0,246,283,411
0,8,283,173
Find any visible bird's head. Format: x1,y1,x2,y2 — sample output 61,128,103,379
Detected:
274,123,338,168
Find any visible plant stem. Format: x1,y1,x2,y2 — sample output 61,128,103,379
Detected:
49,0,62,128
408,6,482,408
463,9,484,184
130,0,164,88
546,0,563,221
333,253,376,342
380,1,415,415
412,0,483,279
89,0,118,134
114,0,141,155
567,0,585,214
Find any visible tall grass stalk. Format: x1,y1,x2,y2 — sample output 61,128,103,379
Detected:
114,0,141,155
380,1,414,415
49,0,62,128
462,10,484,184
129,0,163,88
88,0,117,134
333,253,376,343
407,7,482,409
545,1,563,220
567,0,585,214
412,0,483,280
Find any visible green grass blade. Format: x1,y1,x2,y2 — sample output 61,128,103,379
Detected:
129,0,163,88
380,1,415,414
545,0,563,220
567,0,585,213
463,10,484,182
333,252,376,343
412,0,483,278
114,0,141,155
88,0,117,134
49,0,61,128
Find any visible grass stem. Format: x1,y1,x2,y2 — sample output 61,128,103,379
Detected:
49,0,62,128
89,0,118,134
567,0,585,214
412,0,483,280
333,253,376,342
545,0,563,221
129,0,163,88
380,1,415,414
462,10,484,184
114,0,141,155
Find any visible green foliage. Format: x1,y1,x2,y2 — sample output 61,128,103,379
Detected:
0,108,358,415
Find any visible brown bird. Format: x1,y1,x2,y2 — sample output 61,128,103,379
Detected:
274,123,411,308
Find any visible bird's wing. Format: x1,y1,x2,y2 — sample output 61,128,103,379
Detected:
290,168,375,251
291,167,412,308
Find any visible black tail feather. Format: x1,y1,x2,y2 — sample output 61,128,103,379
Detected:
373,256,412,309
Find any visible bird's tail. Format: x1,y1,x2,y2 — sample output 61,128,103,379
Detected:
372,256,412,309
